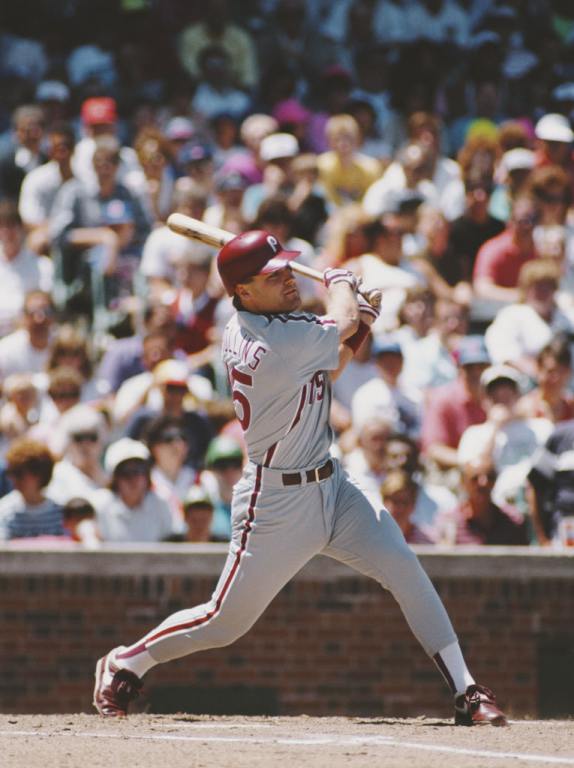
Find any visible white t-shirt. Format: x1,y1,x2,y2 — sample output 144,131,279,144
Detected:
46,459,105,506
140,225,197,281
0,249,53,334
351,376,422,438
0,329,50,378
90,488,174,543
485,303,574,366
18,160,67,226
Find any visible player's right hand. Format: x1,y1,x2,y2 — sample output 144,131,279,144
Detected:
357,294,380,326
323,267,360,292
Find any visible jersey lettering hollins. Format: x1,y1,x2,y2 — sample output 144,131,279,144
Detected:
222,322,268,371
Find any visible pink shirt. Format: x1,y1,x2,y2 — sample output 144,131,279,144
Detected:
421,377,486,453
473,229,536,287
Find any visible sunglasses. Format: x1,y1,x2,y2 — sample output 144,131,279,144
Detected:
7,467,28,479
72,432,99,443
156,430,186,444
116,465,148,479
165,383,188,394
51,390,80,401
212,459,242,471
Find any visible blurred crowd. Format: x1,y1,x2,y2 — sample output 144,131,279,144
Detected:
1,0,574,548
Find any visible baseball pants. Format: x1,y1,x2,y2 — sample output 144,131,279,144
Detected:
138,459,457,664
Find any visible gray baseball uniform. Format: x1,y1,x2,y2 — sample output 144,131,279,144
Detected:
126,309,457,665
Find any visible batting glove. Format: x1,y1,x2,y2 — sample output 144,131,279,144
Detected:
357,293,381,321
323,267,360,292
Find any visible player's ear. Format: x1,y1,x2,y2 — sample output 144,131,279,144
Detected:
235,283,251,300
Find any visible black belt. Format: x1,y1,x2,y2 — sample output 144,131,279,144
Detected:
282,459,334,487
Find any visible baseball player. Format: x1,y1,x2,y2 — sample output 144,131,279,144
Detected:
93,230,507,726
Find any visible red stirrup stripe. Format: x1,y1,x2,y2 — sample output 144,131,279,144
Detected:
139,466,262,647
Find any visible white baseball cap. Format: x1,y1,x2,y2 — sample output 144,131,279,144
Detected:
501,148,535,173
480,365,522,390
259,132,299,162
104,438,150,475
535,113,574,143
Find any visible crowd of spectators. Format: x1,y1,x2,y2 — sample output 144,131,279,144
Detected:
1,0,574,548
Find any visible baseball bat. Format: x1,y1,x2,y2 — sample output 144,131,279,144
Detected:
167,212,382,308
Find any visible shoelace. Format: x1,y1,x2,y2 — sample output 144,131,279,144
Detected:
467,684,496,706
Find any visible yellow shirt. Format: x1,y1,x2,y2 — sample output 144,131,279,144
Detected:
317,151,381,206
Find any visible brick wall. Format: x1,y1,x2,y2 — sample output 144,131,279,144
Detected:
0,546,573,718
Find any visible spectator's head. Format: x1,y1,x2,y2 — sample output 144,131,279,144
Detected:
357,416,394,469
259,132,299,172
5,437,55,498
533,224,566,262
497,120,531,155
536,334,572,394
47,325,93,380
92,135,121,188
397,142,433,187
458,135,498,182
198,44,232,87
371,336,404,385
382,433,421,475
253,197,294,242
48,367,84,414
62,497,96,542
460,456,497,512
0,199,25,260
534,113,574,166
509,195,539,236
81,96,118,137
174,242,214,293
416,204,449,258
178,141,215,187
240,114,279,156
455,335,491,394
363,218,403,265
153,359,190,412
205,436,244,489
165,116,195,156
172,177,209,220
381,469,418,534
35,80,71,125
272,98,310,144
433,297,469,341
46,121,75,167
500,148,535,195
325,114,361,157
214,168,250,209
527,165,571,225
105,438,151,504
59,404,106,465
183,485,214,542
3,374,37,418
211,112,240,150
407,111,442,156
142,330,172,371
518,258,560,318
144,414,188,474
134,127,170,180
12,105,44,151
323,204,370,265
22,290,54,346
319,65,353,115
480,365,522,408
399,286,436,338
463,173,494,218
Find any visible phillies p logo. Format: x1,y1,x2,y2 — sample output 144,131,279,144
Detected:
267,235,279,254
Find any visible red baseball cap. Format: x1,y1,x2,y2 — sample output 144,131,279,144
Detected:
81,97,117,126
217,230,299,296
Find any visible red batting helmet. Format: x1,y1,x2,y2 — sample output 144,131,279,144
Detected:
217,230,300,296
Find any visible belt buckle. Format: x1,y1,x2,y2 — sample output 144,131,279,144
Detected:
313,466,321,483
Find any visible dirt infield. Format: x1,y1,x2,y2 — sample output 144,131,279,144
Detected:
1,714,573,768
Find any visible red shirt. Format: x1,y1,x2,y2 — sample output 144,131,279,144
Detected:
421,377,486,452
473,229,536,287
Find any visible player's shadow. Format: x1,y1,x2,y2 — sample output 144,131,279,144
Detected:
355,718,452,727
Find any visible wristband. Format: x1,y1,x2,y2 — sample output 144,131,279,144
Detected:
343,320,370,353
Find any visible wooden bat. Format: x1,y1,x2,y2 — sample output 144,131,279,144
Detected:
167,212,382,308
